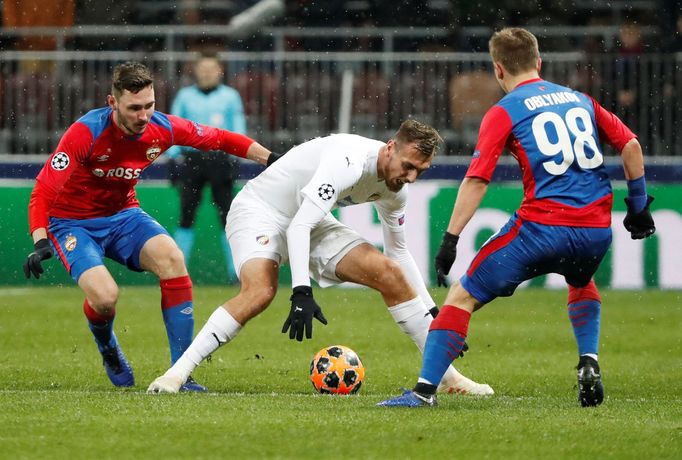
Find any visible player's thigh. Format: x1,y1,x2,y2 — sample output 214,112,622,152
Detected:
47,218,106,283
335,243,409,292
460,216,541,304
77,265,119,309
225,193,287,280
561,226,612,287
104,208,173,274
308,215,368,288
138,233,187,278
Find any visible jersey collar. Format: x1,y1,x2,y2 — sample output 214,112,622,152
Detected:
515,77,543,89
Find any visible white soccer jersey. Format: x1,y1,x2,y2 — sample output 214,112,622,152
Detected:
242,133,406,224
237,133,433,306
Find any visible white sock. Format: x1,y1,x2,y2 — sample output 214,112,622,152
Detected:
388,297,432,353
388,297,465,385
167,307,242,382
582,353,598,361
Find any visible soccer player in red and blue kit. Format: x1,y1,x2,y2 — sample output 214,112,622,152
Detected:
23,62,279,390
379,28,656,408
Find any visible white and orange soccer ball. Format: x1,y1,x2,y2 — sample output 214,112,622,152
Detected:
310,345,365,395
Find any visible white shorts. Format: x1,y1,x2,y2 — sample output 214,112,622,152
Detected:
226,192,367,287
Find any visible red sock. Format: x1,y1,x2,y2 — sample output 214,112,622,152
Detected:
429,304,471,336
83,299,115,325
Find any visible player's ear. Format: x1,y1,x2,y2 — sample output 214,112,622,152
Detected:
536,58,542,73
106,94,117,110
493,62,504,80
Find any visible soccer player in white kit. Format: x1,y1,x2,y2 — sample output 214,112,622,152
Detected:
148,119,493,395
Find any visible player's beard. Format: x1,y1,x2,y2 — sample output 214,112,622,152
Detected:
387,178,404,192
116,111,148,135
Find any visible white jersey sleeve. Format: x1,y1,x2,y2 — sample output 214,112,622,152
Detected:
299,151,364,214
375,188,436,307
287,143,365,287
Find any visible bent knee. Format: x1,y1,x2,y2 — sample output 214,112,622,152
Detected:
376,258,408,289
89,285,119,314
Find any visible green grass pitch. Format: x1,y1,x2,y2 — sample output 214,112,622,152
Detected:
0,286,680,459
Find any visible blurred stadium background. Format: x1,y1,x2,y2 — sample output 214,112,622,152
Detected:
1,0,681,288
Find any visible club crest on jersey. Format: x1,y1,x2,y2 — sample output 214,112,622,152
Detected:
318,184,335,201
256,235,270,246
51,152,69,171
92,168,104,177
367,193,381,201
398,214,405,225
64,234,77,251
146,144,162,161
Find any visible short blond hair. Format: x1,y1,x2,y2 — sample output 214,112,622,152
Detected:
394,119,443,158
489,27,540,76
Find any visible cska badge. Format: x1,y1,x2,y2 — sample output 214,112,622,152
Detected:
146,144,162,161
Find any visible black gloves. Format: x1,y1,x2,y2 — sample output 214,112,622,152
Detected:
434,232,459,287
282,286,327,341
23,238,54,279
266,151,284,167
167,156,184,187
623,195,656,240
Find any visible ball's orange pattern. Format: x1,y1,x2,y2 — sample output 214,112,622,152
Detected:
309,345,365,395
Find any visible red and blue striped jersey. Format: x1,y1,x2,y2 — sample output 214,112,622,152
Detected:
466,78,636,227
28,106,255,233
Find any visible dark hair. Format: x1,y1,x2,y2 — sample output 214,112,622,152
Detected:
489,27,540,76
394,119,443,158
111,61,153,97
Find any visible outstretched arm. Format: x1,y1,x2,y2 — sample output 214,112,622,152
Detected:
445,177,489,236
620,138,644,180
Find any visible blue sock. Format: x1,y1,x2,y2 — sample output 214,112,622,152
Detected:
160,276,195,365
220,235,238,283
626,176,648,213
419,329,467,385
174,227,195,263
88,321,117,352
83,300,117,352
162,304,194,364
568,299,601,355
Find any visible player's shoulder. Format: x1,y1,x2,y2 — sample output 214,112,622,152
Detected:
74,106,112,139
149,111,172,133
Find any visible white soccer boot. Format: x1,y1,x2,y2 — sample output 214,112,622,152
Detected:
437,367,494,396
147,373,184,394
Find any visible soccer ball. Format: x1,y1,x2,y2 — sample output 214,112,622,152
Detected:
310,345,365,395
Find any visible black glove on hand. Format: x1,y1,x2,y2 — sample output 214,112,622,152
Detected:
435,232,459,287
623,195,656,240
266,151,284,167
282,286,327,341
23,238,53,279
429,306,468,357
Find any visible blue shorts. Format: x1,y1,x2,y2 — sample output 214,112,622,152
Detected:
47,207,169,282
460,213,612,304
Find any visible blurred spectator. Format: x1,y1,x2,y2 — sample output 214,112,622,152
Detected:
611,21,646,126
74,0,136,50
3,0,75,51
166,53,247,283
448,69,502,150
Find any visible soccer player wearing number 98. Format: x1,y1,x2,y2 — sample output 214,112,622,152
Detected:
379,27,655,408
